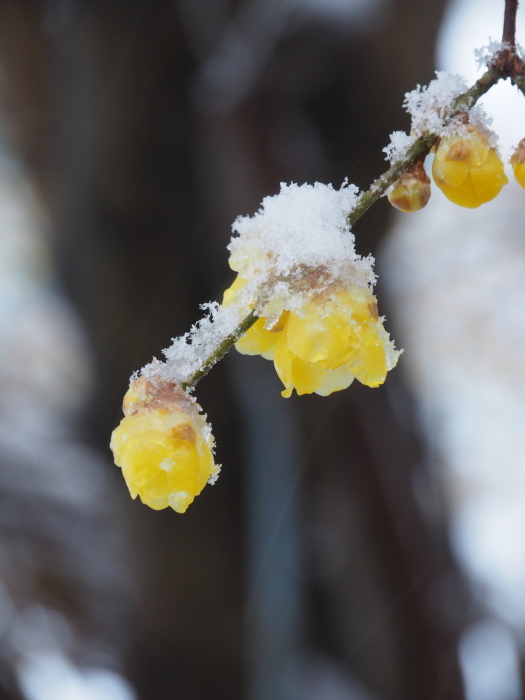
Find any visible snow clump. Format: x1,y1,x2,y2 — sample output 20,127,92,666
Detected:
142,181,377,385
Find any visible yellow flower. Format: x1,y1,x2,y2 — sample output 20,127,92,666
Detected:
110,378,218,513
510,139,525,189
432,128,508,208
224,278,399,397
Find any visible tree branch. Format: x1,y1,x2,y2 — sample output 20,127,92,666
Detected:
183,310,259,388
347,65,502,226
511,71,525,95
503,0,519,48
182,64,505,391
181,1,525,392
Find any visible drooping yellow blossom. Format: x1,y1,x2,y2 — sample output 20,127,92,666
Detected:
110,378,219,513
510,139,525,189
432,127,508,208
224,277,399,397
388,159,431,213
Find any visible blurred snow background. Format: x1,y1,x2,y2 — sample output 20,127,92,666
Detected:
0,145,136,697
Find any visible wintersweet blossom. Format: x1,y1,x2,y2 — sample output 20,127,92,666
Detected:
110,377,219,513
221,182,400,397
432,126,507,208
224,278,398,397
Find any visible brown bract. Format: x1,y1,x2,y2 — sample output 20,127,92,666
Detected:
512,139,525,164
492,48,525,79
123,377,200,421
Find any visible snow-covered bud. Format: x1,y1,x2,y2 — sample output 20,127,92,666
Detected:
432,125,507,208
110,377,219,513
222,182,401,397
387,159,431,213
510,139,525,189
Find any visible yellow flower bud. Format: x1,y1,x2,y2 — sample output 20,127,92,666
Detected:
110,378,218,513
510,139,525,189
388,160,431,213
432,128,508,208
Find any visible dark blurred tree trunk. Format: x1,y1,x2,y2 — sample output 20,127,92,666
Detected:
0,1,469,699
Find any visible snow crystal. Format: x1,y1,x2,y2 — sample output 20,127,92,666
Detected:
404,71,469,136
227,181,376,323
384,71,500,166
142,181,377,385
228,180,372,284
474,40,525,69
207,465,221,485
474,40,507,69
383,130,417,164
403,71,495,146
384,73,477,166
141,301,245,386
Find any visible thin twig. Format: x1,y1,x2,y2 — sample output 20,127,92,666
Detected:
348,65,501,226
493,0,524,79
183,310,259,388
511,71,525,94
503,0,519,48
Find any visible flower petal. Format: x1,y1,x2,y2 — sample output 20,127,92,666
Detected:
314,365,355,396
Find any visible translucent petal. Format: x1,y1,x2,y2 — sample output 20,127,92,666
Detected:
470,149,508,203
235,315,285,356
286,306,350,365
433,156,469,187
198,446,217,488
138,472,170,510
273,336,295,398
512,160,525,189
336,288,378,324
290,356,326,396
120,429,176,487
436,173,480,208
314,365,355,396
466,135,490,167
168,491,194,514
222,275,248,307
228,254,241,273
346,326,388,387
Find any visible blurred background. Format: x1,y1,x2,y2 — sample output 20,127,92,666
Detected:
0,0,522,699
